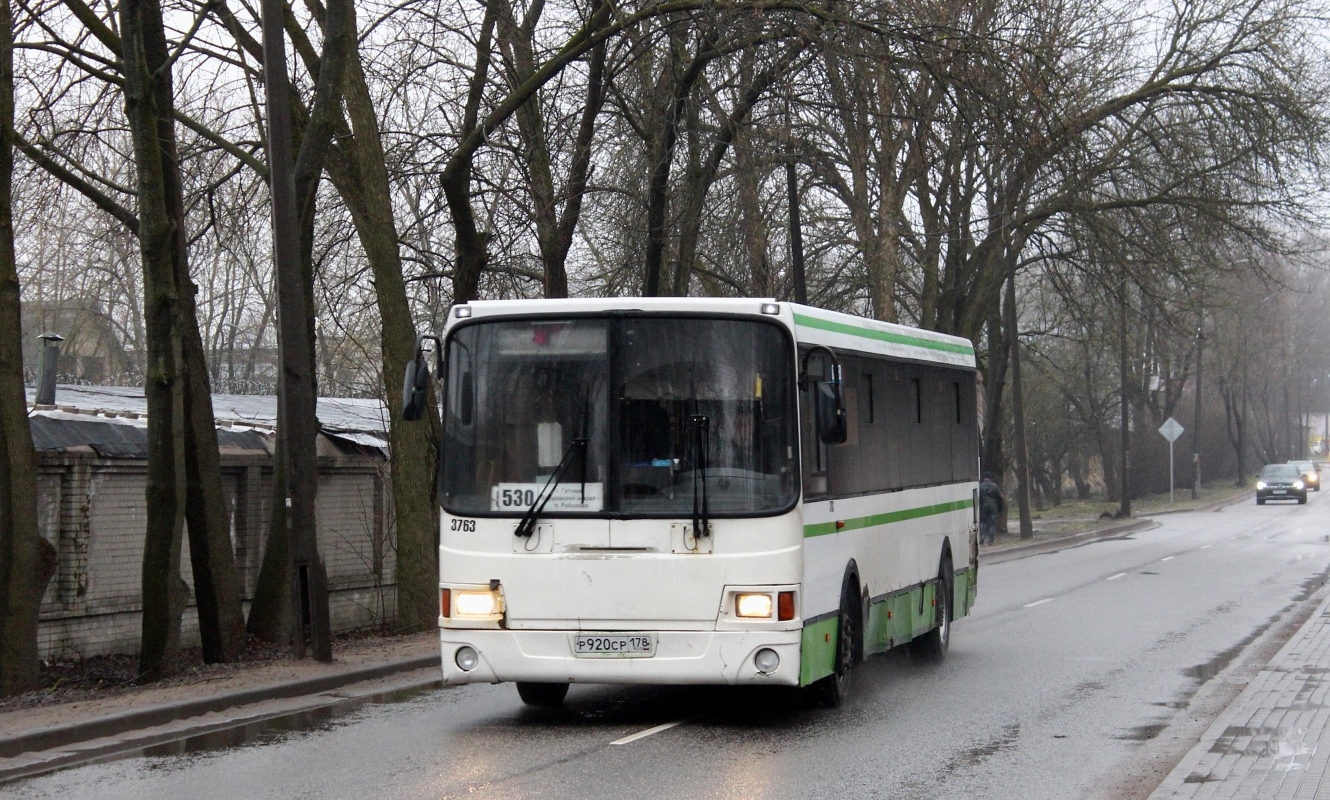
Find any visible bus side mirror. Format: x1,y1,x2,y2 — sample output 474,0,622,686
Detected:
401,356,431,421
816,382,847,444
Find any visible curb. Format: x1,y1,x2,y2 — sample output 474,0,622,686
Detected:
981,518,1157,565
1142,491,1250,516
978,491,1249,567
0,654,440,760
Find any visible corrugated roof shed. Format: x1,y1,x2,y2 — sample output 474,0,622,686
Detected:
28,416,269,458
24,385,391,454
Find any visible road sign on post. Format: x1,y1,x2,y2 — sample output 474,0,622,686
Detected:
1159,417,1185,504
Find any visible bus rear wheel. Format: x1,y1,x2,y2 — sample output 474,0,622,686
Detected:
516,682,569,707
910,558,952,662
809,582,857,708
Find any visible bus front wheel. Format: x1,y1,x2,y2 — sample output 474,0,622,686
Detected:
516,682,569,707
809,580,858,708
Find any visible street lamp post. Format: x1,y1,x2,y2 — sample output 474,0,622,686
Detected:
1119,275,1131,518
1192,309,1203,500
1313,376,1330,457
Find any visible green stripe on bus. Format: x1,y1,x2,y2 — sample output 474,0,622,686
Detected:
803,498,974,538
793,313,975,356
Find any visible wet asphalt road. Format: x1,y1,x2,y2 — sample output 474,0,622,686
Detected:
5,493,1330,800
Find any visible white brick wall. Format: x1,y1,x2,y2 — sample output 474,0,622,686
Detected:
35,451,399,659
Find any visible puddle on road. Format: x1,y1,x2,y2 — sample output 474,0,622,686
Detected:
1293,569,1329,601
137,681,444,758
1183,634,1262,683
1116,723,1166,741
947,724,1021,769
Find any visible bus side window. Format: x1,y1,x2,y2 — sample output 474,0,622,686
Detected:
861,363,890,494
952,370,979,481
799,351,829,497
828,361,861,496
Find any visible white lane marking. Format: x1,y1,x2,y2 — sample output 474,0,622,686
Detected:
611,718,696,745
1024,598,1054,608
1201,544,1212,549
1107,572,1127,581
1161,556,1174,562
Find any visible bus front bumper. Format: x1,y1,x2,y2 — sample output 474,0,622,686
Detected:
439,629,802,687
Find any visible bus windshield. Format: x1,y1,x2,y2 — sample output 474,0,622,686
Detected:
442,316,797,517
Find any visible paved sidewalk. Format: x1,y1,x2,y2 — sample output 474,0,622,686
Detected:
0,632,441,784
1151,593,1330,799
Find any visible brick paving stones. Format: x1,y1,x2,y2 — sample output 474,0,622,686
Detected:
1152,596,1330,799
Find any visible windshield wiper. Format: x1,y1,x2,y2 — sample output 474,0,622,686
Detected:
515,438,588,538
689,414,710,538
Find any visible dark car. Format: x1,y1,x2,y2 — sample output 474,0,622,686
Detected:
1257,463,1307,505
1288,460,1320,492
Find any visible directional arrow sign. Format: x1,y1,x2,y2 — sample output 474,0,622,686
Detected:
1158,417,1185,443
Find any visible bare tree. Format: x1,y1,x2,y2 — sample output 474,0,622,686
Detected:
0,0,54,697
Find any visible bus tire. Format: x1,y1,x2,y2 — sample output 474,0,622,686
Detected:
516,682,569,707
809,577,858,708
910,555,953,663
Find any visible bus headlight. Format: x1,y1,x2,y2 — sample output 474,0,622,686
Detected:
754,648,780,674
736,593,773,618
456,589,501,617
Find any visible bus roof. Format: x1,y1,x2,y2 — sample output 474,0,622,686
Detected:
449,298,976,369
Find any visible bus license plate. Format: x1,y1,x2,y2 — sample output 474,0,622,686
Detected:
573,634,656,658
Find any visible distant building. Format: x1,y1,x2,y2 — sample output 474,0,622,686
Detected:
20,300,139,385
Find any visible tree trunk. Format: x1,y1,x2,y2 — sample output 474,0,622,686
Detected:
181,319,246,662
736,133,769,296
445,3,498,305
786,159,806,304
323,36,442,634
642,28,715,296
1068,450,1091,500
1119,277,1132,517
0,0,55,695
260,0,349,662
981,310,1008,478
1005,261,1033,539
120,0,198,682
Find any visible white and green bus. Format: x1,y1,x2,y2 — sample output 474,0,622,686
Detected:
401,298,979,707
